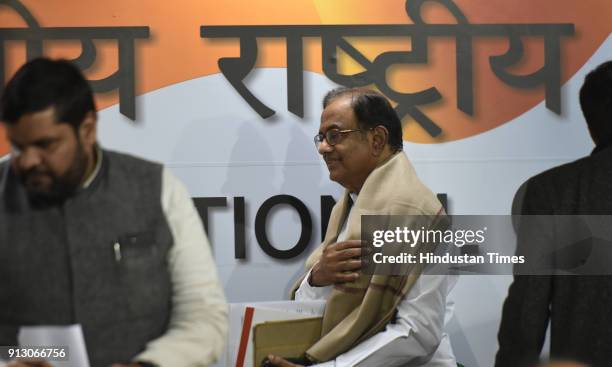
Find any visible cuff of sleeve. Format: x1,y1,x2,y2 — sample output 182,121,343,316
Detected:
294,267,332,301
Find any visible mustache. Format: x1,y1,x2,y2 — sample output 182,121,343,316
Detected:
18,166,54,181
323,154,341,162
23,167,53,176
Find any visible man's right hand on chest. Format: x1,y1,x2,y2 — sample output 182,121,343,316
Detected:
309,240,362,287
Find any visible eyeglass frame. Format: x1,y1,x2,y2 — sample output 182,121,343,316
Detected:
313,127,372,148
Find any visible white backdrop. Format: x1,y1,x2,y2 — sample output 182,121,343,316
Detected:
95,35,612,367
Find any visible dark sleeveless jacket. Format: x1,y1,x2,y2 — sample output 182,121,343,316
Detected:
0,150,173,367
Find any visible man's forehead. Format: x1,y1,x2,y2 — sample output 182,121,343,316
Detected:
320,96,356,129
6,108,67,140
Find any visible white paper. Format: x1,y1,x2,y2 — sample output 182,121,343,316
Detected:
18,324,90,367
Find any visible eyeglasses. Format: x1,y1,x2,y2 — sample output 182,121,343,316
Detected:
314,128,362,149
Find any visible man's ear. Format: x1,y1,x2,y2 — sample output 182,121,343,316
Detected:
79,111,97,148
371,125,389,156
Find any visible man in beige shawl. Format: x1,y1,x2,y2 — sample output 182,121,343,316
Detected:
268,88,457,367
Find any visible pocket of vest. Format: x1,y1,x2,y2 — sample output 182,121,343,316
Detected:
117,231,161,264
114,231,171,319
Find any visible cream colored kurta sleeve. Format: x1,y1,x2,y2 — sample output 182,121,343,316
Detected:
134,168,228,367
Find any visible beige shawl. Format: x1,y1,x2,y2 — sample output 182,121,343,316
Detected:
300,152,445,362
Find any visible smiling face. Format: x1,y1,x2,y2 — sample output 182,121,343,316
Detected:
5,107,96,205
317,95,379,193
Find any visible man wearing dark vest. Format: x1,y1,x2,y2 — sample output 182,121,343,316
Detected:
0,58,227,367
495,61,612,366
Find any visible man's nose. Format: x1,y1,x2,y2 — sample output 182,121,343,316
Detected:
317,139,333,155
16,147,43,171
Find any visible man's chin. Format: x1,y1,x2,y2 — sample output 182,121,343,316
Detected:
327,170,345,186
